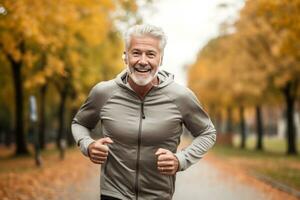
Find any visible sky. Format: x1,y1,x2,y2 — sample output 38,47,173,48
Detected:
139,0,244,85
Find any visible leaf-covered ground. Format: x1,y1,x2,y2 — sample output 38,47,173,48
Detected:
1,142,299,200
0,146,99,200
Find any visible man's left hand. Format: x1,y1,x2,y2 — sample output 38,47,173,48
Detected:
155,148,179,176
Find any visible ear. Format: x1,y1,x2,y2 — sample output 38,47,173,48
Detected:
122,51,128,64
159,55,164,66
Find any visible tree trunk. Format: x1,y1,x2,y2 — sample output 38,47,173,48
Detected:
9,55,29,155
57,86,68,159
1,107,12,147
38,84,47,149
226,107,233,133
4,130,12,147
226,107,234,146
215,111,222,134
239,106,246,149
283,82,297,155
255,105,264,151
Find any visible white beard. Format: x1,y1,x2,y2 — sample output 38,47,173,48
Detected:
127,65,159,86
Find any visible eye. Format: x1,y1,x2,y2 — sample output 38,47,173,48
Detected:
147,52,156,58
131,51,140,57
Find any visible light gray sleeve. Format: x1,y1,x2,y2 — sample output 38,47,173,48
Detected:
71,83,104,157
71,123,95,156
174,88,217,171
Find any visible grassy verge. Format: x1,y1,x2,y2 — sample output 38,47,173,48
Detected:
233,135,300,154
211,136,300,191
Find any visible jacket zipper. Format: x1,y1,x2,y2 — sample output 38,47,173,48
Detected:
135,101,145,200
120,82,155,199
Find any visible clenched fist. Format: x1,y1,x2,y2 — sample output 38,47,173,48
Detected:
155,148,179,176
88,137,113,164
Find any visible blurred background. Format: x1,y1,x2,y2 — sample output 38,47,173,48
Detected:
0,0,299,199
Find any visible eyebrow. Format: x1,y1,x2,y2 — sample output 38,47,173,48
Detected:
131,49,157,54
147,50,157,54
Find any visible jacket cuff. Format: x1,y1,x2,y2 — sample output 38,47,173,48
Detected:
79,137,95,157
174,151,187,171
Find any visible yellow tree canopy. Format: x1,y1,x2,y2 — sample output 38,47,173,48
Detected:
0,0,144,106
188,0,300,112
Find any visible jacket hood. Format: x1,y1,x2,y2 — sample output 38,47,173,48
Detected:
114,69,174,89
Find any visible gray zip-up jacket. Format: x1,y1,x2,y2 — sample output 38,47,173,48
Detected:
72,70,216,200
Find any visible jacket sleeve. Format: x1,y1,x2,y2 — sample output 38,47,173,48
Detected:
71,83,103,157
175,88,216,171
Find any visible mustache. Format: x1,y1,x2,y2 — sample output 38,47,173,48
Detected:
134,64,151,70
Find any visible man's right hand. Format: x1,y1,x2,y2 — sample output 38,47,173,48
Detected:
88,137,113,164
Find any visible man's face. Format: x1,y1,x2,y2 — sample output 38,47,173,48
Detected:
125,35,162,86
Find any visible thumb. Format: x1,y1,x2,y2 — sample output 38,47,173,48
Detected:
100,137,114,145
155,148,168,156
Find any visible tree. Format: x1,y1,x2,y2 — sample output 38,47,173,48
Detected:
188,0,300,155
237,0,300,154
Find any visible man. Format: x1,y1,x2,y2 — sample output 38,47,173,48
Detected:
72,24,216,200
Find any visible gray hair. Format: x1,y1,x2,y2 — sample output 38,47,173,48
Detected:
124,24,167,53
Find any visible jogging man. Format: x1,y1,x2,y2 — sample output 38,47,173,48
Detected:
72,24,216,200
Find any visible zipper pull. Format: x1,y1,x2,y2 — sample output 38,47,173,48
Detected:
141,102,145,119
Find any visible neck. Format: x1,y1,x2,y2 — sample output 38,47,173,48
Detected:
128,76,158,99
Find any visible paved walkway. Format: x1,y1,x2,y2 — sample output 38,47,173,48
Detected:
173,159,269,200
68,158,271,200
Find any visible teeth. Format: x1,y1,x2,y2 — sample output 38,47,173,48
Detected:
135,68,150,72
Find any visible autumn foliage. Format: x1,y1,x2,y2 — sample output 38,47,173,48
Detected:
0,0,144,155
188,0,300,154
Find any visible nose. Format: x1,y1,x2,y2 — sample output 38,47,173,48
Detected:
138,54,148,66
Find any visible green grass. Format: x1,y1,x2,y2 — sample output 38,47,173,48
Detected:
233,135,300,154
212,145,300,164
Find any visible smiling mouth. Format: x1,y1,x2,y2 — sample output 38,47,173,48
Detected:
134,68,151,73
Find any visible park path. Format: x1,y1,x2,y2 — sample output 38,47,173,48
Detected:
173,157,269,200
65,155,278,200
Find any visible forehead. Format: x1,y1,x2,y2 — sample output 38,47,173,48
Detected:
128,35,160,52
